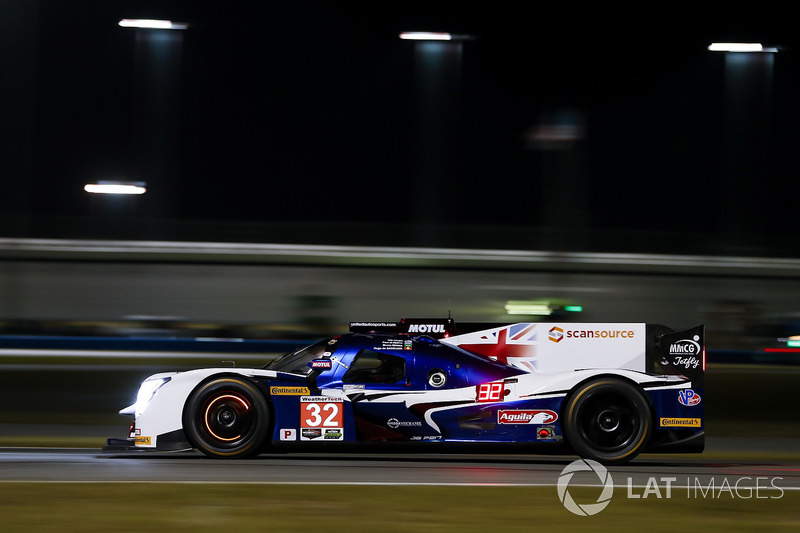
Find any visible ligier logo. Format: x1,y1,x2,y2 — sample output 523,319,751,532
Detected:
549,326,564,343
498,409,558,424
557,459,614,516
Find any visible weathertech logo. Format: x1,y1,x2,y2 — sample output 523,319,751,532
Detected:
549,326,564,343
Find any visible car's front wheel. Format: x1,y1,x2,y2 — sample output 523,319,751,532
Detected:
563,377,652,465
183,377,270,458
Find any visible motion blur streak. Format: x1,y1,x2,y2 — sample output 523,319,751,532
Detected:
4,238,800,276
2,238,800,359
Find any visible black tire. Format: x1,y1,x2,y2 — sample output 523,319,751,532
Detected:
183,377,270,458
563,377,652,465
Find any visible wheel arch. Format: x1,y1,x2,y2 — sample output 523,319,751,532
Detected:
181,372,274,458
560,372,656,426
560,372,657,464
182,371,273,410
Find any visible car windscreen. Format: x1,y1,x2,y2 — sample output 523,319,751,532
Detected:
264,339,331,375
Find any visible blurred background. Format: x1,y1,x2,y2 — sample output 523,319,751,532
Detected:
1,2,800,440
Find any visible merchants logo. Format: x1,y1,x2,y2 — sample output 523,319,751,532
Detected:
557,459,614,516
549,326,564,343
387,418,422,429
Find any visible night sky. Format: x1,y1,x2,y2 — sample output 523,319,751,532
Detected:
3,2,800,252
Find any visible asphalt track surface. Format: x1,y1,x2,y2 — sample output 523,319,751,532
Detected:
2,442,799,492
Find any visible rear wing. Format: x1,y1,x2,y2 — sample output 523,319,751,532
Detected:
648,324,705,386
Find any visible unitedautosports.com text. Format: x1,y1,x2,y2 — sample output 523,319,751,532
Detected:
626,476,784,500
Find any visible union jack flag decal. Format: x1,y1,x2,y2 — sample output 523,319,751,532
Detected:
445,323,539,371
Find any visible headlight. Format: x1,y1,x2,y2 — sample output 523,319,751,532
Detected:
134,377,171,416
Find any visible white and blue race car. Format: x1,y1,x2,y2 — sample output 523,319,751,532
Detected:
104,318,705,465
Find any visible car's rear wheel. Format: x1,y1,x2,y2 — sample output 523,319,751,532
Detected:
563,377,651,465
183,377,270,458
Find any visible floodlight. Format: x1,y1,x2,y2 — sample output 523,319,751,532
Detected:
119,19,188,30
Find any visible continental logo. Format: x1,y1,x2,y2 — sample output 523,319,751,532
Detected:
135,436,152,446
660,417,702,427
270,386,311,396
549,327,636,342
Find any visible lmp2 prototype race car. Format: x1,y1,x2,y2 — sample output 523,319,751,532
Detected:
104,318,705,465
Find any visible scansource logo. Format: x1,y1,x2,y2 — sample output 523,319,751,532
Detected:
557,459,614,516
549,326,636,343
549,326,564,343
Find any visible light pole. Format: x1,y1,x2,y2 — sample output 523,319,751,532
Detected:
709,42,778,249
401,32,472,246
119,18,188,238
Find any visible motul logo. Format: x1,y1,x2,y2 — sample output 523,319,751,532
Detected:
498,409,558,424
408,324,445,333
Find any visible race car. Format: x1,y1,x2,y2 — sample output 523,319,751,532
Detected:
104,318,705,465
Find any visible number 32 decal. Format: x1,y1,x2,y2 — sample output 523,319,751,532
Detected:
303,401,341,427
300,396,344,441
